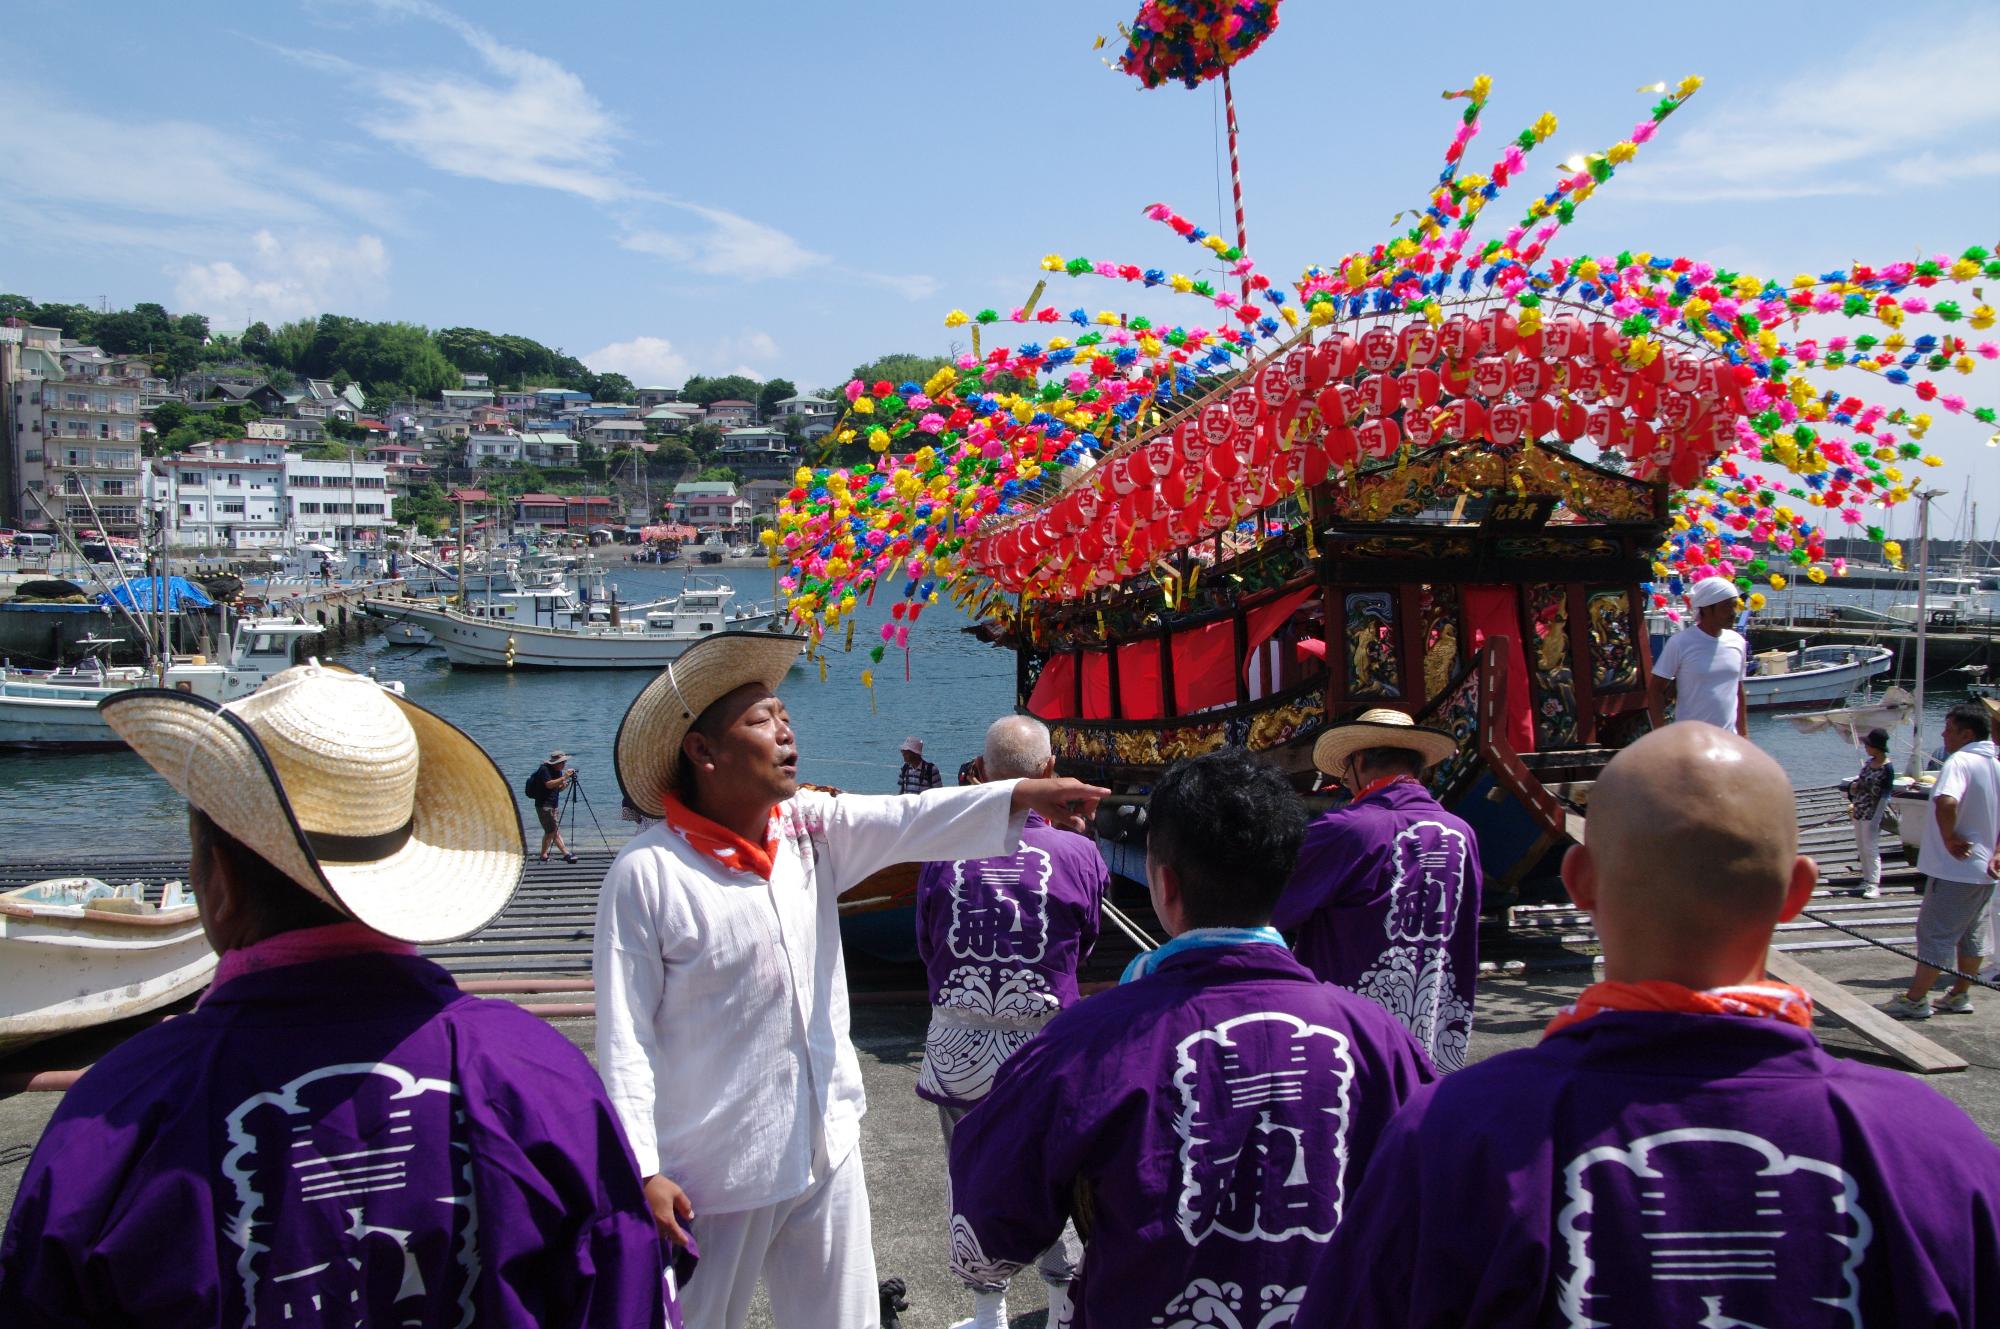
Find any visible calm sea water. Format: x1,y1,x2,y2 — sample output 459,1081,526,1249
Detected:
0,567,1977,861
0,565,1017,859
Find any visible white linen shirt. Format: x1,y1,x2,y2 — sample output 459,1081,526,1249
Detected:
1654,625,1748,729
594,781,1025,1214
1919,739,2000,884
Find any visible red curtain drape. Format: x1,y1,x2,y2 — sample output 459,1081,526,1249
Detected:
1240,586,1318,686
1462,585,1535,753
1117,640,1164,720
1027,653,1077,719
1173,619,1239,714
1080,650,1112,720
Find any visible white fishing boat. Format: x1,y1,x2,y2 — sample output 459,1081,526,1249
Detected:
1744,644,1894,711
0,878,217,1054
396,577,778,668
0,618,402,749
384,618,435,646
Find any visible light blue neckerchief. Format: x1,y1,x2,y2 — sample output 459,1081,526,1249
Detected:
1119,926,1287,984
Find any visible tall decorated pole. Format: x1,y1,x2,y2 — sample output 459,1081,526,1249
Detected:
1115,3,1283,305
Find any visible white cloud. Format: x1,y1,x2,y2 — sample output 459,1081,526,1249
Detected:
619,206,824,280
0,98,387,237
1626,22,2000,202
584,329,783,386
173,231,390,326
583,335,693,385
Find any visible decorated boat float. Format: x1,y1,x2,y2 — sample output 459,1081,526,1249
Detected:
770,11,1997,917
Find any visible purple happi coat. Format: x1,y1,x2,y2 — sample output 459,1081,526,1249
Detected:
947,943,1432,1328
914,810,1107,1108
1274,780,1483,1072
1299,1012,2000,1327
0,952,668,1329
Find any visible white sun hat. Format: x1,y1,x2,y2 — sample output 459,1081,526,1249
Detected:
98,663,523,944
615,631,808,818
900,736,925,755
1311,707,1459,775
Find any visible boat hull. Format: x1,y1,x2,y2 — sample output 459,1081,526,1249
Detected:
0,897,217,1053
1744,647,1894,711
393,604,780,668
0,688,128,749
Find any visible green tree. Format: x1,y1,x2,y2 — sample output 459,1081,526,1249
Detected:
589,371,635,403
680,374,763,407
757,377,797,418
147,401,193,436
686,423,724,458
697,466,739,484
844,352,950,391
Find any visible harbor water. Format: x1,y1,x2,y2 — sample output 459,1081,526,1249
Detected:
0,564,1982,860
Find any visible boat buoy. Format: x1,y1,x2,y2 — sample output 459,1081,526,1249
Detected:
505,634,517,669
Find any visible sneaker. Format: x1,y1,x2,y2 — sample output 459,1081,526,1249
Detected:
1859,883,1880,899
1880,994,1933,1020
1937,991,1975,1015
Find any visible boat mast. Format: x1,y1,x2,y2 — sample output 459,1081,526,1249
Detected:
456,493,468,605
1909,487,1943,776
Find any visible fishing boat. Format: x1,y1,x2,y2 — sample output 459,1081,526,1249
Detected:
0,617,398,749
379,577,777,669
0,878,216,1054
1743,644,1894,711
383,618,435,647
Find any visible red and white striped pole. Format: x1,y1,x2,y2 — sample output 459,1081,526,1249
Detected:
1222,65,1250,306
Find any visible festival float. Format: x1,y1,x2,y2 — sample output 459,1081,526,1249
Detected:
778,2,1999,906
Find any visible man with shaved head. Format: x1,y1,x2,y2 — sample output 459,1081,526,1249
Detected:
1298,722,2000,1327
913,713,1106,1329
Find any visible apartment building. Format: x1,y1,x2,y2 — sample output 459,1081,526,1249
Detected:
152,439,390,549
2,324,148,534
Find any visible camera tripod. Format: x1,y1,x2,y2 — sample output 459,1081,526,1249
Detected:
561,767,609,849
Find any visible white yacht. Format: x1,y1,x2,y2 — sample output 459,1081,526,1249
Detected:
0,618,404,749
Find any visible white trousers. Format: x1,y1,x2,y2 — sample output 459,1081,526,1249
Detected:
1854,808,1887,888
679,1146,879,1329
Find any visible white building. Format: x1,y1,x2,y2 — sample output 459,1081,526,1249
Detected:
153,439,390,549
519,429,580,464
585,418,649,450
465,430,524,465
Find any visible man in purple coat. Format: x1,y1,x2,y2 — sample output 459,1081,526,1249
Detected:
1274,707,1483,1071
947,750,1432,1329
1300,723,2000,1327
916,714,1106,1329
0,666,669,1329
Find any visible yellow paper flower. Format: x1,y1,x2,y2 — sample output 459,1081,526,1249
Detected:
1607,141,1637,165
943,309,970,328
1531,112,1558,141
1971,304,1996,331
1676,75,1704,97
850,396,874,415
1807,567,1827,585
1748,593,1768,611
1769,573,1787,590
1041,254,1064,272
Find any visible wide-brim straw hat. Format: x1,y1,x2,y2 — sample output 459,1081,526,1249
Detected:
99,663,523,944
1312,707,1458,775
616,631,807,818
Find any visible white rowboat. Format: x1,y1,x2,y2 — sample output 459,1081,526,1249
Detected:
1744,644,1894,711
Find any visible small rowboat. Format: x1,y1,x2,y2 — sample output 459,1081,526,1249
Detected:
0,878,217,1055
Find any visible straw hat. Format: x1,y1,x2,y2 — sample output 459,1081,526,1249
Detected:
1311,707,1458,775
98,663,523,944
615,631,808,818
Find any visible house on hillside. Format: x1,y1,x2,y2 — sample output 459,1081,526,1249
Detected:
704,399,757,428
642,402,704,433
717,426,798,479
742,477,792,520
513,492,568,528
671,480,751,530
634,385,679,408
464,431,523,465
518,430,579,464
566,494,614,530
442,388,495,412
771,393,838,435
461,372,490,389
586,418,649,451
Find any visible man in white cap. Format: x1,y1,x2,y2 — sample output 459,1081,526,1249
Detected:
0,665,670,1328
1273,708,1484,1072
594,632,1107,1329
897,734,942,793
1650,575,1750,736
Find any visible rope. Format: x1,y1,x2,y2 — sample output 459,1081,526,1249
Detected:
1796,906,2000,992
1102,898,1161,953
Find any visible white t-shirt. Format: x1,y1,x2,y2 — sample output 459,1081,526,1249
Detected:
1919,739,2000,884
1654,626,1748,729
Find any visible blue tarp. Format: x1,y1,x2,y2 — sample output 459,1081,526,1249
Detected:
98,576,214,613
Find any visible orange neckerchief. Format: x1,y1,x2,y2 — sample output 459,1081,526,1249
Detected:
1545,979,1814,1039
659,793,781,880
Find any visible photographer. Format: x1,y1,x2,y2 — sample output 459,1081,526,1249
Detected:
526,750,579,864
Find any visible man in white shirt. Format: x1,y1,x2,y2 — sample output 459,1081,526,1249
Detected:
594,632,1107,1329
1883,702,1999,1019
1650,575,1750,736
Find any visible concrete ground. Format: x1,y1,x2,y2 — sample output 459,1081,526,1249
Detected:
4,943,1997,1327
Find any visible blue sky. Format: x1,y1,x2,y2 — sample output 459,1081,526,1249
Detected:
3,0,1996,513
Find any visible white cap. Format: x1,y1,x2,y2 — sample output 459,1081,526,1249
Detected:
900,736,924,755
1687,576,1743,609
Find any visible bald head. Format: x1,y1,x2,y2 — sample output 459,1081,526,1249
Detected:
1567,723,1817,986
983,714,1054,780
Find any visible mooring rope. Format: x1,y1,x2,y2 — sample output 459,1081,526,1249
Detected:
1796,906,2000,992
